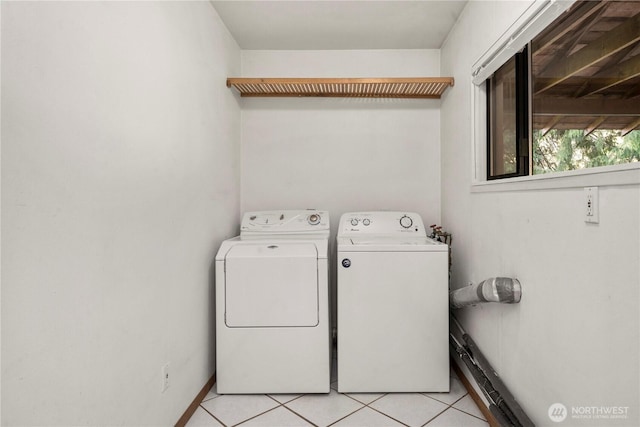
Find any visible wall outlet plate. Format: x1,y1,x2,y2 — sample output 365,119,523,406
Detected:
161,363,170,393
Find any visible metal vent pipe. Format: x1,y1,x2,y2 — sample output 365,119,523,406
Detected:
450,277,521,309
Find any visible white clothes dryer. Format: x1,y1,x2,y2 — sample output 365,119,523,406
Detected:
215,210,330,394
337,211,449,393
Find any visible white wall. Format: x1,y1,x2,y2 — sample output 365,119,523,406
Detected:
441,2,640,426
1,2,240,424
240,50,442,228
240,50,442,325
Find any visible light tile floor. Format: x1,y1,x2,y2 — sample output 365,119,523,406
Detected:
186,361,487,427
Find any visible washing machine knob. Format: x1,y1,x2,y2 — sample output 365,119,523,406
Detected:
308,214,321,225
399,215,413,228
350,218,359,226
362,219,371,226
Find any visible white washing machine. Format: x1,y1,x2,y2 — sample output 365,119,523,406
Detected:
215,210,330,394
337,211,449,393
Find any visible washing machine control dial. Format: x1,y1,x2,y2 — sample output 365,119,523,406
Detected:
308,214,321,225
350,218,359,226
399,215,413,229
362,218,371,226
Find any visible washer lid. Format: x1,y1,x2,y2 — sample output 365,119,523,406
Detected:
350,237,439,245
338,236,447,252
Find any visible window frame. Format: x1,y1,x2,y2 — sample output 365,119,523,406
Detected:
486,46,530,180
471,0,640,190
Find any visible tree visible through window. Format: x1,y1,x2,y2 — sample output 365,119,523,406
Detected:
533,129,640,174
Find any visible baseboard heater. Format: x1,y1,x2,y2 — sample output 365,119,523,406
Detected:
450,316,533,427
449,277,533,427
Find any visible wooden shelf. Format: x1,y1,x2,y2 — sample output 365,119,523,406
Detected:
226,77,454,99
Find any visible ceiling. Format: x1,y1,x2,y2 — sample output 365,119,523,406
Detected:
210,1,468,50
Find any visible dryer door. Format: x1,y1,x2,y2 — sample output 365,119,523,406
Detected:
224,242,319,327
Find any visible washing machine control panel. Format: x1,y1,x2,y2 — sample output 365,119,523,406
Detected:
241,210,329,234
339,212,426,235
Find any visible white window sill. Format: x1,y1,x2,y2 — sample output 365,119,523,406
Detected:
471,163,640,193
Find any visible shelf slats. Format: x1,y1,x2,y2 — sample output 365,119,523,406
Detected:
226,77,454,99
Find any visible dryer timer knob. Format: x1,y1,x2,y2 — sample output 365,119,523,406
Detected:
399,215,413,228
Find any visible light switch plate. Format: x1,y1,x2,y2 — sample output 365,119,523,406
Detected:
584,187,599,223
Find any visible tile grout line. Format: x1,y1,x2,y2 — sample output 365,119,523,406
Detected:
420,389,466,404
420,392,489,426
360,394,411,427
342,392,432,427
201,394,221,403
364,404,412,427
281,392,364,427
420,394,459,427
343,392,386,406
325,406,368,427
199,381,480,427
281,403,319,427
457,406,490,422
420,405,450,427
450,406,489,422
233,402,286,427
234,394,324,427
325,386,466,426
448,394,489,421
273,393,305,405
199,403,228,427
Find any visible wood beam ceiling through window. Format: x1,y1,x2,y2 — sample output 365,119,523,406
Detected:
535,12,640,94
534,97,640,115
577,53,640,97
621,117,640,136
532,0,610,53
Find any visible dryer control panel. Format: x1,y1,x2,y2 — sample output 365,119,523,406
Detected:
339,211,426,235
241,210,330,235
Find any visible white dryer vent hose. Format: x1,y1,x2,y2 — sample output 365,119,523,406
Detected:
450,277,521,309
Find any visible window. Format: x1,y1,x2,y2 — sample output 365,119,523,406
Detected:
486,0,640,180
487,48,529,179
